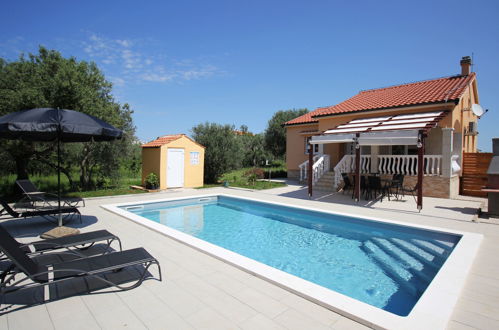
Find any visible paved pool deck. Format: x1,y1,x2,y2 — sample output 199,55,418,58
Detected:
1,184,498,329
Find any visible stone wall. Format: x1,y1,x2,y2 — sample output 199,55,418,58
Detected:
400,175,459,199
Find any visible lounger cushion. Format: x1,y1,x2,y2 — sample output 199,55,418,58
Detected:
32,230,116,252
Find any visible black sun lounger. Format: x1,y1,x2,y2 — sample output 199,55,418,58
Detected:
0,199,81,224
0,225,122,258
0,229,162,302
16,179,85,208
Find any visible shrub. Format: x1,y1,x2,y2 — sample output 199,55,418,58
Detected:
145,172,159,189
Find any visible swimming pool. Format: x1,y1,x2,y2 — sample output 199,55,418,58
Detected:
104,193,482,329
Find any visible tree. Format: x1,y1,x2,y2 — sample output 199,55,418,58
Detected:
240,133,267,167
264,108,308,158
191,123,242,183
0,47,136,190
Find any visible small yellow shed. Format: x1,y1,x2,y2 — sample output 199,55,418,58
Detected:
141,134,205,189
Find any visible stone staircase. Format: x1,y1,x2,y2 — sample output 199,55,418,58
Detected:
313,171,336,192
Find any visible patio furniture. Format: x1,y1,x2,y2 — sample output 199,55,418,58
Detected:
0,199,81,224
390,174,404,199
400,184,418,202
0,225,121,260
16,179,85,208
0,231,162,303
366,176,389,202
0,108,122,227
340,173,353,195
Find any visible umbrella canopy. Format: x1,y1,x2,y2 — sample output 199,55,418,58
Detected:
0,108,123,142
0,108,123,226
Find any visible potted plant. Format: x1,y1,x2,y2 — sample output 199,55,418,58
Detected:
145,172,159,190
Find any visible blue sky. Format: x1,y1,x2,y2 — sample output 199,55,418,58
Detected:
1,0,498,150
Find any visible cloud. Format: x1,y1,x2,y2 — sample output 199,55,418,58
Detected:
81,33,222,87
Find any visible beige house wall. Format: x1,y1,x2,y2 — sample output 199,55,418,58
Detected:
142,136,205,189
286,124,318,178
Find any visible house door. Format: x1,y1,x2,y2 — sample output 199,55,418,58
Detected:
167,148,184,188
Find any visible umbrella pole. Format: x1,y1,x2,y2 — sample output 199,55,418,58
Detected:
57,135,62,226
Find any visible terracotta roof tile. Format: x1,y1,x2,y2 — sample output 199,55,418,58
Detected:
284,111,319,125
142,134,184,147
285,73,475,125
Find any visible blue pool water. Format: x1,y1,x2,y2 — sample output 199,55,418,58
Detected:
121,195,461,316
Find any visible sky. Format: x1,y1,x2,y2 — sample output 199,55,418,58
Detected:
1,0,498,151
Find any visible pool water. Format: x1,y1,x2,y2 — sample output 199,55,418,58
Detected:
122,195,461,316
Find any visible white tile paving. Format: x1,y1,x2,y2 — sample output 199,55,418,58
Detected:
0,185,497,329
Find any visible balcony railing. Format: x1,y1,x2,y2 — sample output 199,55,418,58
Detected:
299,154,330,184
333,154,442,187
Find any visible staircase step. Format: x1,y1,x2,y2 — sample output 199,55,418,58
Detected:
389,238,443,268
410,239,452,259
371,238,433,283
361,241,419,297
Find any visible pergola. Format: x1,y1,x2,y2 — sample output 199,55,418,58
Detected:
306,111,449,210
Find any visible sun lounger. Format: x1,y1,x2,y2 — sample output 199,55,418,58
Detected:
15,179,85,208
0,225,122,259
0,199,81,224
0,228,162,303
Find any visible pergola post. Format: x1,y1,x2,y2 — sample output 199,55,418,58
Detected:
354,133,361,202
417,130,425,211
308,142,313,198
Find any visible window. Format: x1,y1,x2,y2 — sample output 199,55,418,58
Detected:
190,152,199,165
304,137,319,154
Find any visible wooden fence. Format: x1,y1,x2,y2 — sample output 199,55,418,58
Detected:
460,152,493,197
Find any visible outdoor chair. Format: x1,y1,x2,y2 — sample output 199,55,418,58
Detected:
15,179,85,208
388,174,404,199
400,184,418,202
366,176,389,202
0,225,122,261
0,199,81,224
0,230,162,305
340,173,353,195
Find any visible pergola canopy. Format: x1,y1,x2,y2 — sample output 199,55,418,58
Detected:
310,111,447,146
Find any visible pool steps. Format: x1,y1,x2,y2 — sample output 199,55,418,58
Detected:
362,237,455,298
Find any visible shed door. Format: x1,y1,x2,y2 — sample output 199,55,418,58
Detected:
167,148,184,188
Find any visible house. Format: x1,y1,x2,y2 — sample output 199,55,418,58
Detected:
284,57,481,199
142,134,205,189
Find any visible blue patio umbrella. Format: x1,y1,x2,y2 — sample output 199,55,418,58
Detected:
0,108,123,226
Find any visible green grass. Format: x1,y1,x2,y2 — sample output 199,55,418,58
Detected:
67,188,147,198
0,173,145,201
217,166,287,190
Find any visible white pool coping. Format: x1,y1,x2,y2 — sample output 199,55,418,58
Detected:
102,193,483,330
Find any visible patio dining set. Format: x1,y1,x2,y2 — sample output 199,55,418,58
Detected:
341,172,417,202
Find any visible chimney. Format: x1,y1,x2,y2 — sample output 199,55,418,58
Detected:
460,56,471,75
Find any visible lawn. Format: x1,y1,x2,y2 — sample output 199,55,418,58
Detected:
0,173,147,202
205,164,287,190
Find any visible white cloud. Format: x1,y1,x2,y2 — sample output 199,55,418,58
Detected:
81,33,222,87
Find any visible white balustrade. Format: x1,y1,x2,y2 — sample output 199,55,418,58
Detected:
333,154,442,187
377,155,442,176
333,155,371,188
312,154,330,184
299,154,330,184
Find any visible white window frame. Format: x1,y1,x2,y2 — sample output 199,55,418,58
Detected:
190,151,200,165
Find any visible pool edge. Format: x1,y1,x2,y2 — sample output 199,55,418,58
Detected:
101,193,483,330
